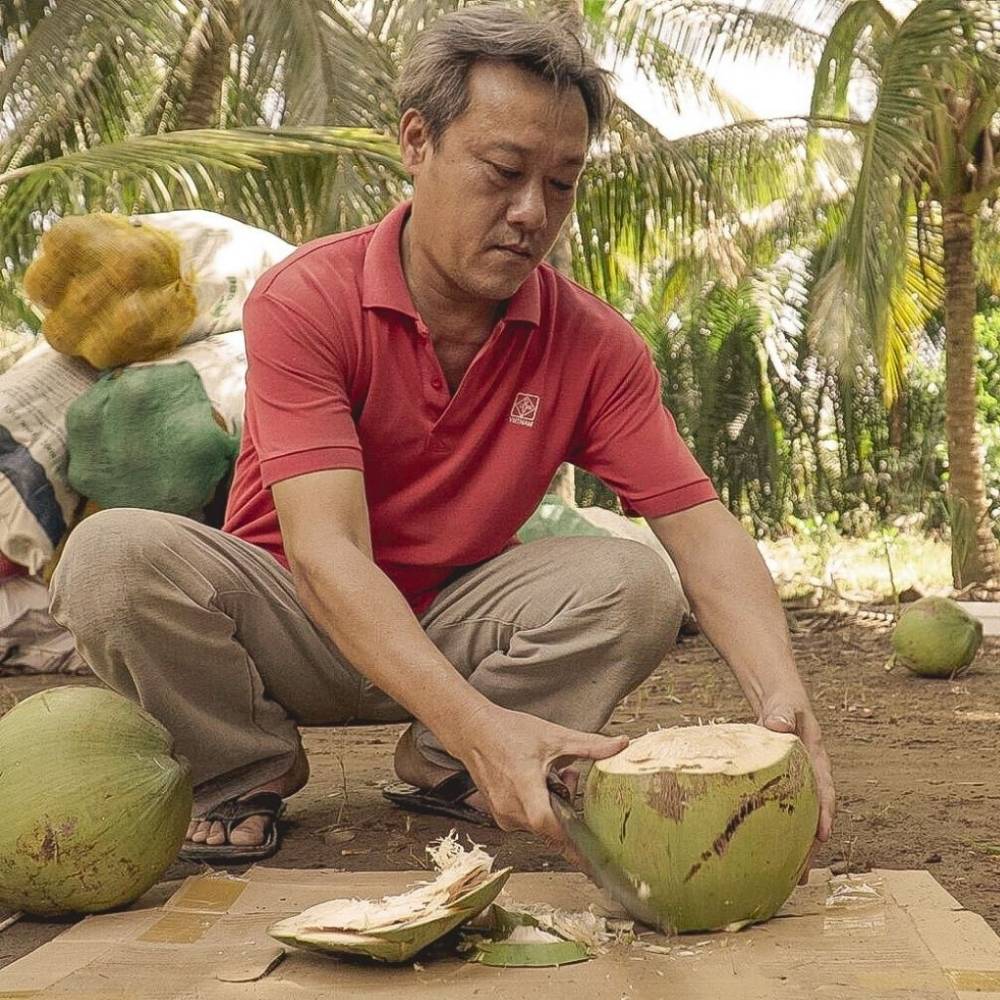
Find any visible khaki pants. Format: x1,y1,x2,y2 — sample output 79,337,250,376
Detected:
49,509,685,814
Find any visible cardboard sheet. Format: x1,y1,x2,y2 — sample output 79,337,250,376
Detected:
1,866,998,999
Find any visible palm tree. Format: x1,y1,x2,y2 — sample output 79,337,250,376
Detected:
0,0,852,528
1,0,854,531
806,0,1000,588
0,0,840,316
0,0,409,322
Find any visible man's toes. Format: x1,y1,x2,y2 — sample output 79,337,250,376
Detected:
188,820,214,844
228,815,268,847
205,821,229,846
184,816,270,848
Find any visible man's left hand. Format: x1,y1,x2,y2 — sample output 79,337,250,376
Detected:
757,694,835,882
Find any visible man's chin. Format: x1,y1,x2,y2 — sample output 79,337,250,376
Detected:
470,268,535,303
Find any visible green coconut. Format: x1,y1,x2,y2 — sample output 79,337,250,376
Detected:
583,723,818,934
892,596,983,678
0,687,192,917
268,833,511,963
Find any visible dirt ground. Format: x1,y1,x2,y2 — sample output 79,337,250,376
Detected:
2,619,999,971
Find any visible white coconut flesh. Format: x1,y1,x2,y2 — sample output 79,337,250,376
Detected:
273,833,496,936
512,904,633,951
503,925,565,945
596,723,800,776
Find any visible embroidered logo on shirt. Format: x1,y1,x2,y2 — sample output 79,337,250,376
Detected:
509,393,540,427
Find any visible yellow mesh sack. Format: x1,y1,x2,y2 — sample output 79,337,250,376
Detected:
24,213,198,369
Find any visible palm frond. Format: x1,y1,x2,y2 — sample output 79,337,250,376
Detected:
363,0,465,44
0,2,193,167
974,199,1000,294
0,125,403,268
574,104,859,297
0,1,52,61
810,0,896,122
835,0,976,379
810,203,944,400
604,0,833,77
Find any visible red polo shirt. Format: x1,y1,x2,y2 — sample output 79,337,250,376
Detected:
223,202,717,616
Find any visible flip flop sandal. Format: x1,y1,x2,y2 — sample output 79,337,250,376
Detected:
178,790,286,863
382,770,496,827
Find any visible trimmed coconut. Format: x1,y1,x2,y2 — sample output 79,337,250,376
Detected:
0,687,192,916
268,832,511,963
583,723,818,933
892,596,983,677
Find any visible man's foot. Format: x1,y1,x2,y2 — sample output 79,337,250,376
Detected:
185,750,309,849
393,724,491,815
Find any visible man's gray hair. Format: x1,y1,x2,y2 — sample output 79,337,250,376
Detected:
397,4,614,145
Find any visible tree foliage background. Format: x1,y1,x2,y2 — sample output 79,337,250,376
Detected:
1,0,999,587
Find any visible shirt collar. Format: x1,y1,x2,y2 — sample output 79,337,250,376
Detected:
361,200,542,330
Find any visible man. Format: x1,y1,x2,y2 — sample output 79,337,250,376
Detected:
51,5,834,863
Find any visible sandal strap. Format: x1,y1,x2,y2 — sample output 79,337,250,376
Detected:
427,770,478,805
201,791,285,830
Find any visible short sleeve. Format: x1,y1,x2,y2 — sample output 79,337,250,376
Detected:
568,333,718,519
243,289,364,489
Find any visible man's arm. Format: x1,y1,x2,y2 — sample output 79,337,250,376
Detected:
647,500,835,842
272,468,627,850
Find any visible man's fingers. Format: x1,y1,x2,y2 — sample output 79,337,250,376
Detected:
556,765,581,799
816,772,836,842
551,731,629,767
760,706,798,734
490,781,565,843
807,744,836,842
757,706,835,844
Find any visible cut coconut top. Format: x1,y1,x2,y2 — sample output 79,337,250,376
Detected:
276,832,495,934
595,723,799,776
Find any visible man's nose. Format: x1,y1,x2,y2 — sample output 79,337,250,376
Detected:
507,179,547,232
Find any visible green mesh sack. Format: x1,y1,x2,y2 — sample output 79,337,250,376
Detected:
517,493,613,543
66,361,238,514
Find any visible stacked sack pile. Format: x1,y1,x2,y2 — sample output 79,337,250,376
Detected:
0,211,295,674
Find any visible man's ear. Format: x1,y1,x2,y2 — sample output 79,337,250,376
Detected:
399,109,432,176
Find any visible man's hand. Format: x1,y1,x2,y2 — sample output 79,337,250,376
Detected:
450,703,628,857
758,694,835,840
649,503,836,878
758,692,835,883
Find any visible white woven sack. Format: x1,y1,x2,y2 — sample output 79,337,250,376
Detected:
133,210,294,340
0,343,99,573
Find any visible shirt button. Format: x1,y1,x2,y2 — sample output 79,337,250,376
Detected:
430,378,443,390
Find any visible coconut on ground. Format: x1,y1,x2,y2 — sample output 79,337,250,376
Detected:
0,687,192,917
892,596,984,677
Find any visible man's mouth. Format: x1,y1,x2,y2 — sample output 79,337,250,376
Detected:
495,245,533,261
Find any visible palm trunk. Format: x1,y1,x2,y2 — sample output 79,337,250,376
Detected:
544,0,585,506
888,390,905,451
177,1,239,131
941,197,1000,588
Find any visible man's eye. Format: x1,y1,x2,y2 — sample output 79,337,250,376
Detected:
552,180,575,193
491,163,520,181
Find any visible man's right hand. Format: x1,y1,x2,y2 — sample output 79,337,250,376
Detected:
447,704,629,853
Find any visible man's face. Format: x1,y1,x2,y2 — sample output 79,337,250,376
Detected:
401,60,591,306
